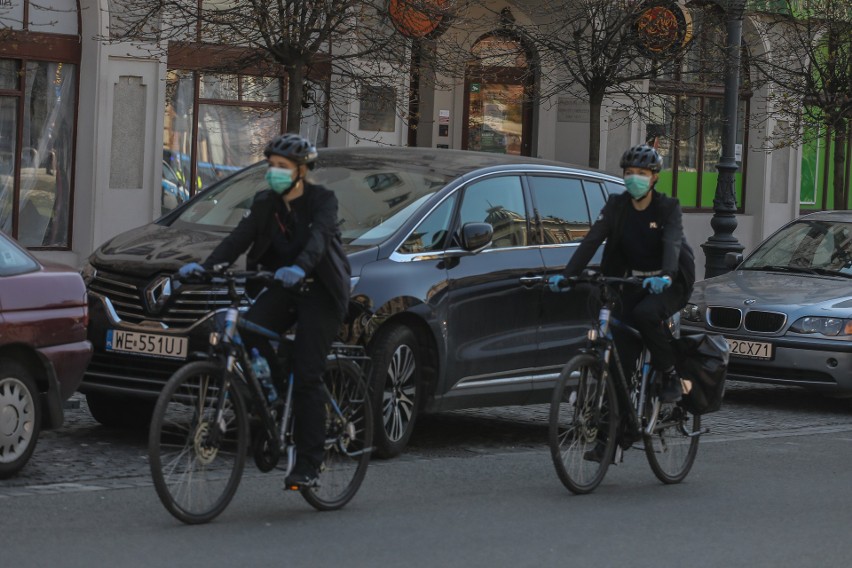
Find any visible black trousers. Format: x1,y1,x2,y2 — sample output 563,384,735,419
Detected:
241,282,344,469
614,280,690,376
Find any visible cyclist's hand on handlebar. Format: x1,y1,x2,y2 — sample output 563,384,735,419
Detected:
177,262,205,280
274,265,305,288
547,274,571,293
642,275,672,294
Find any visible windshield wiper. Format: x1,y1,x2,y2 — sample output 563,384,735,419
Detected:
809,267,852,279
744,264,819,275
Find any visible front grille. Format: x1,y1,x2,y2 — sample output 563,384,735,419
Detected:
89,270,238,329
744,311,786,333
707,306,742,330
84,349,185,394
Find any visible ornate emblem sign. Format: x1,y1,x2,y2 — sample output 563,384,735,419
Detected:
633,0,693,58
388,0,451,39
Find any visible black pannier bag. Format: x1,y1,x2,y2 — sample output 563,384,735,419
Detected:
673,333,730,414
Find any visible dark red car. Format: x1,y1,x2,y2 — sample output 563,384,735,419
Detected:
0,231,92,478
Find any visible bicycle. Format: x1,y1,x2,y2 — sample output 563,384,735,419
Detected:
148,268,373,524
548,271,706,494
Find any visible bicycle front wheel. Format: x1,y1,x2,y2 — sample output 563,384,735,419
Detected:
149,361,249,524
549,353,618,495
644,404,700,484
301,360,373,511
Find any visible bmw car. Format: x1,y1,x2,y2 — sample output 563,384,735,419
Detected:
681,211,852,395
81,146,624,456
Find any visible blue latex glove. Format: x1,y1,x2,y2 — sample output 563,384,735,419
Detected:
275,265,306,287
548,275,570,293
177,262,204,278
643,276,672,294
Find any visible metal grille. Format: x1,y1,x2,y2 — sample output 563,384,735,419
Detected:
89,270,236,329
84,349,184,394
744,311,786,333
707,306,742,330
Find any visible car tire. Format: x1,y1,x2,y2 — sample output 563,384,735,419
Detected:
368,324,423,458
0,360,41,479
86,392,155,430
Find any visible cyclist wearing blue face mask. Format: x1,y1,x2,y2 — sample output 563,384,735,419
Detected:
549,144,695,403
178,133,351,488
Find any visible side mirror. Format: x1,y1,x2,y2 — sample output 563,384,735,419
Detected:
724,252,744,269
460,222,493,253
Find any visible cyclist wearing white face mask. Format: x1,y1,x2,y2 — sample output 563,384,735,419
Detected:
549,144,695,403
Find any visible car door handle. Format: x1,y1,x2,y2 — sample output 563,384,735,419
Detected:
519,275,544,286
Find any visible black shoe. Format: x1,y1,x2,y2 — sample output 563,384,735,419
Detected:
583,443,606,463
285,463,319,489
659,370,683,403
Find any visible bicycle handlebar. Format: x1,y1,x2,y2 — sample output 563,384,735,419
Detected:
172,268,279,287
564,271,643,288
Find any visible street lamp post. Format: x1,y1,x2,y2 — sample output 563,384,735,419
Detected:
701,0,746,278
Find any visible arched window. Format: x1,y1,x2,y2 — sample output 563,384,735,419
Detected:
0,1,80,248
463,31,535,156
648,11,751,211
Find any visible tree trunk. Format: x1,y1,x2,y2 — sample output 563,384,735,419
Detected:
286,64,304,134
832,119,848,210
588,90,604,169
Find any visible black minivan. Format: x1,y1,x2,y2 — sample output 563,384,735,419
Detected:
81,147,624,457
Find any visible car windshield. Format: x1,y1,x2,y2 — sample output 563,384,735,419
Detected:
742,220,852,276
0,231,40,276
170,152,454,246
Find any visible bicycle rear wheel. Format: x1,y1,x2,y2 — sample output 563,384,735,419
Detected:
644,404,700,484
549,353,618,494
149,361,248,524
301,360,373,511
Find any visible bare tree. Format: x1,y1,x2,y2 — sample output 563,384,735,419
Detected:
108,0,416,135
750,0,852,209
508,0,695,168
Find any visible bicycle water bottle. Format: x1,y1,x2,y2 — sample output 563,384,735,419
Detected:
250,348,278,403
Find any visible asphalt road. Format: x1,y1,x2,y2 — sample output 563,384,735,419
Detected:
3,382,852,567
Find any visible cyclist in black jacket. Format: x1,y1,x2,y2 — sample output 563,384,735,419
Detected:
178,133,351,487
549,145,695,404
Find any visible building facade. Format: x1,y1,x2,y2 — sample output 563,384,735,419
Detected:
1,0,830,279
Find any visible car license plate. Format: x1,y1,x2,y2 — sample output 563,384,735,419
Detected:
726,337,773,360
106,330,188,359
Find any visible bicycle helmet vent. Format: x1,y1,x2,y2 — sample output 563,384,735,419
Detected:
263,134,318,165
619,145,663,172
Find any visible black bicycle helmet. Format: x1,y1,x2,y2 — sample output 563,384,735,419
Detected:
619,145,663,172
263,133,318,166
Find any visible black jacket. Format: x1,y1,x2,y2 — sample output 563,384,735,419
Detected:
562,190,695,291
203,183,352,315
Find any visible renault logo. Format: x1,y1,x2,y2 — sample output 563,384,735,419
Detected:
145,276,173,313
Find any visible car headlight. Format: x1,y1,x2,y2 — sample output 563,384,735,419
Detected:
680,303,703,323
789,316,852,337
80,262,97,286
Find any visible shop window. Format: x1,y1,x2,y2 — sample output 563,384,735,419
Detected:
649,12,750,211
0,1,80,249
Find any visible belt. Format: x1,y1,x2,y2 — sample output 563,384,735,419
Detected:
631,269,663,277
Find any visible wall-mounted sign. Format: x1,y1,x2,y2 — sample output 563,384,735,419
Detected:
388,0,452,39
633,0,693,58
557,97,588,123
359,85,396,132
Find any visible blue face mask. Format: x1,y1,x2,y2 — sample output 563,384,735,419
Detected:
624,174,652,199
266,167,295,195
